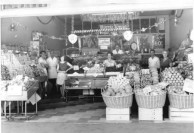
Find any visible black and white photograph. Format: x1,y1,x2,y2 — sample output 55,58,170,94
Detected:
0,0,193,133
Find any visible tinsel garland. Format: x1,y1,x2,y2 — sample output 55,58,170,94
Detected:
82,12,140,22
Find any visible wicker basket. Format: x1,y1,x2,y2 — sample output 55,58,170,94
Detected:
102,93,133,108
168,93,194,109
135,91,166,109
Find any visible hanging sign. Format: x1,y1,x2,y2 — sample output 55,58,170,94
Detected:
123,31,133,41
68,34,78,44
98,38,110,46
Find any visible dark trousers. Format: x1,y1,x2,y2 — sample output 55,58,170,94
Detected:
48,78,57,98
38,81,46,99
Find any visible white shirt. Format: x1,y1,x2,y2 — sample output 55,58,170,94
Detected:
112,49,124,55
46,57,58,79
38,57,48,76
148,56,160,69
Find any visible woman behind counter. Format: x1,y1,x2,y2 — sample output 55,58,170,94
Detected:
56,55,73,99
160,50,172,71
103,52,117,71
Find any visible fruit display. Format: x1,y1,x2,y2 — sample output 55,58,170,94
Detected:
140,71,152,88
168,86,193,95
125,63,140,72
6,75,38,91
1,65,11,80
161,67,184,86
176,63,193,80
135,82,167,96
102,74,132,96
87,65,104,73
23,65,34,78
126,71,140,86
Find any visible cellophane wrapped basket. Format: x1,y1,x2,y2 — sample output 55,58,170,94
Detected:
135,91,166,109
168,93,194,109
101,87,133,108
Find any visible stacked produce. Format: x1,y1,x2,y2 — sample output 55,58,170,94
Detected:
168,86,193,95
102,74,132,96
1,65,11,80
135,83,166,96
87,65,104,73
126,63,140,72
6,75,38,91
126,72,140,86
150,69,159,84
140,70,152,88
161,67,184,86
23,65,34,78
176,63,193,80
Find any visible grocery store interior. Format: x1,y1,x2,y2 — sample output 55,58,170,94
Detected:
1,0,194,133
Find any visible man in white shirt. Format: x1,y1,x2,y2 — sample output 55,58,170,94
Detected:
46,51,59,98
112,45,124,55
148,49,160,70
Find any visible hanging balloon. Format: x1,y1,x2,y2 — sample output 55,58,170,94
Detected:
68,34,78,44
123,30,133,41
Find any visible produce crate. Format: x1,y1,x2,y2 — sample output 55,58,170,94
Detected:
106,107,130,121
138,107,163,120
169,107,194,121
168,93,194,109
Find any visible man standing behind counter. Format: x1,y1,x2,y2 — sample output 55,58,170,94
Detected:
112,45,124,55
47,51,59,98
148,49,160,70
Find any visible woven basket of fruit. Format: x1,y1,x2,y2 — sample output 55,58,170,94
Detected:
168,86,194,109
135,84,167,109
101,74,133,108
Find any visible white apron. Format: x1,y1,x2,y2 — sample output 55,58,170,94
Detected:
47,57,58,79
57,71,67,85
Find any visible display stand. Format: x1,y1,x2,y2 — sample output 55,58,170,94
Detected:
169,107,194,122
1,88,39,120
138,108,163,121
106,107,131,121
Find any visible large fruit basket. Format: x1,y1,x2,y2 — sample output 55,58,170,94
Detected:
101,88,133,108
168,93,194,109
168,86,194,109
135,91,166,109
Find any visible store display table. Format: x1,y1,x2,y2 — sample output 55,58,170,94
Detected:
65,72,122,102
1,87,39,120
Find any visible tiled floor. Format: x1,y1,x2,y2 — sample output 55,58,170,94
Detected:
2,99,194,133
24,102,107,123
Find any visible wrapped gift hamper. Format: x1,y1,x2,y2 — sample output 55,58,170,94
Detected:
101,74,133,121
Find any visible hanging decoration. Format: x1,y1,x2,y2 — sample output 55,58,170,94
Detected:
123,31,133,41
73,27,131,34
82,12,140,22
36,16,54,25
68,34,78,44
